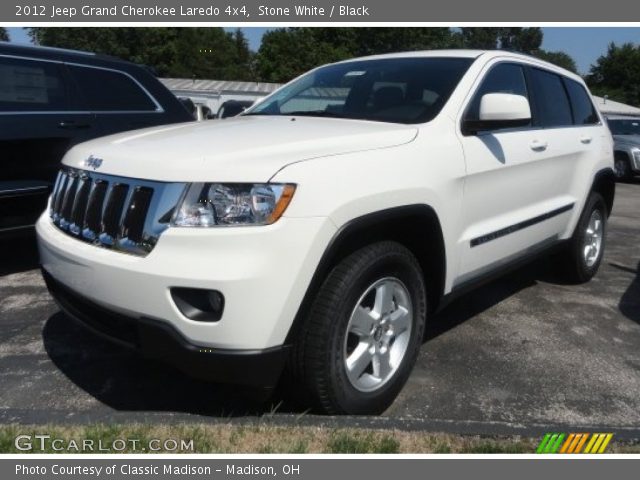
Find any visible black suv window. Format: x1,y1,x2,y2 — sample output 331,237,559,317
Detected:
530,68,573,128
563,78,599,125
0,56,68,111
465,63,529,124
69,65,157,112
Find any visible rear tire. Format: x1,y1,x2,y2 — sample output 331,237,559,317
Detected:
557,192,607,284
291,241,427,415
614,154,632,181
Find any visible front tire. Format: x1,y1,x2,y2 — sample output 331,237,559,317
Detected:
558,192,607,284
292,241,427,415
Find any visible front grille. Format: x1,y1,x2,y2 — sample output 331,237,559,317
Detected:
49,168,186,256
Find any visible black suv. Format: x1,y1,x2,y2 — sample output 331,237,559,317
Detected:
0,43,193,236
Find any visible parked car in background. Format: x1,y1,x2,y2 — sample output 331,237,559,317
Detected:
0,43,193,237
196,103,213,121
178,97,214,121
217,99,253,119
605,115,640,180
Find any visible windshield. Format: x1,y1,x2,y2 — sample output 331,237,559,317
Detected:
246,57,474,124
608,118,640,136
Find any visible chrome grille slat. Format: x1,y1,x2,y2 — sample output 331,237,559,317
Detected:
58,173,79,230
48,167,186,257
121,186,153,244
69,176,91,236
99,183,129,245
82,180,107,241
51,172,70,221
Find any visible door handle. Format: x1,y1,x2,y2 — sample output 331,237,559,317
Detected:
529,140,548,151
58,121,90,129
580,135,592,144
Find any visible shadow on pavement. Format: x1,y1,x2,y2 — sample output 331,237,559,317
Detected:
426,258,552,341
611,261,640,324
42,312,288,417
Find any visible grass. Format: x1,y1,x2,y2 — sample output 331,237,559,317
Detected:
1,424,638,454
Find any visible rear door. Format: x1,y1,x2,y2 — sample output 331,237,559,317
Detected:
0,55,96,231
66,64,166,136
454,61,579,286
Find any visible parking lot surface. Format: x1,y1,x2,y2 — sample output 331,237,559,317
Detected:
1,182,639,436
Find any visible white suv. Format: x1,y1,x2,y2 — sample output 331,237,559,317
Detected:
37,50,615,415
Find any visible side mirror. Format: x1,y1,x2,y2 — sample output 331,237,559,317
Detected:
463,93,531,135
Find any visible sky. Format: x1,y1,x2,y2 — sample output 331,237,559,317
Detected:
6,27,640,75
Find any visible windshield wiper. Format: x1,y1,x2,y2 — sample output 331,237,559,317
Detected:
280,110,347,118
242,111,273,116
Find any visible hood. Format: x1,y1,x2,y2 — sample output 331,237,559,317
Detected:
613,134,640,147
63,116,418,182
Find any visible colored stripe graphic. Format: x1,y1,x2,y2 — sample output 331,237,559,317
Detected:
537,433,613,454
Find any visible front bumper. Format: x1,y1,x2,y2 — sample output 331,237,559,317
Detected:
43,270,288,387
37,212,336,352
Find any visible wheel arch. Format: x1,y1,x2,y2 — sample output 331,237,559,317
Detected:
285,204,447,344
590,167,616,217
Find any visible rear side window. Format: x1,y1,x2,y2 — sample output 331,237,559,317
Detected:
530,69,573,128
465,63,529,123
563,79,599,125
0,56,68,111
69,65,157,112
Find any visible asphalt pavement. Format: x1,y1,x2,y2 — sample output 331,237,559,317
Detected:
1,181,639,437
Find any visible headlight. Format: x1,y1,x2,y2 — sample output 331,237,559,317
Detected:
172,183,296,227
632,147,640,165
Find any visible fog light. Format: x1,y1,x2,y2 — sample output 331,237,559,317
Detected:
207,291,224,312
170,288,225,322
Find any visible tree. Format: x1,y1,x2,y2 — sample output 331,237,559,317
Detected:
533,50,578,73
256,27,457,83
458,28,503,49
0,27,9,42
458,27,543,54
586,42,640,106
27,28,252,80
499,27,543,54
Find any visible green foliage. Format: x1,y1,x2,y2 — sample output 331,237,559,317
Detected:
462,441,529,454
457,28,504,49
586,42,640,106
27,27,253,80
0,27,8,42
457,27,543,54
326,431,400,454
532,50,578,73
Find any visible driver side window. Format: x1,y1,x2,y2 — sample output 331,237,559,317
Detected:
465,63,529,124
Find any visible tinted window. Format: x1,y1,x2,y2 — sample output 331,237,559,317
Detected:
247,57,473,124
608,118,640,135
69,65,157,112
564,79,599,125
530,69,573,127
465,63,529,123
0,56,68,111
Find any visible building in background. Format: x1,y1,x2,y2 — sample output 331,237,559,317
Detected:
160,78,281,115
593,95,640,117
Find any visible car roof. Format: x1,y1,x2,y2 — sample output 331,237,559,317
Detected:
0,42,144,71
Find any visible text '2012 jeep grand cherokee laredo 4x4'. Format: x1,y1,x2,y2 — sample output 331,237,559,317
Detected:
37,50,615,415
